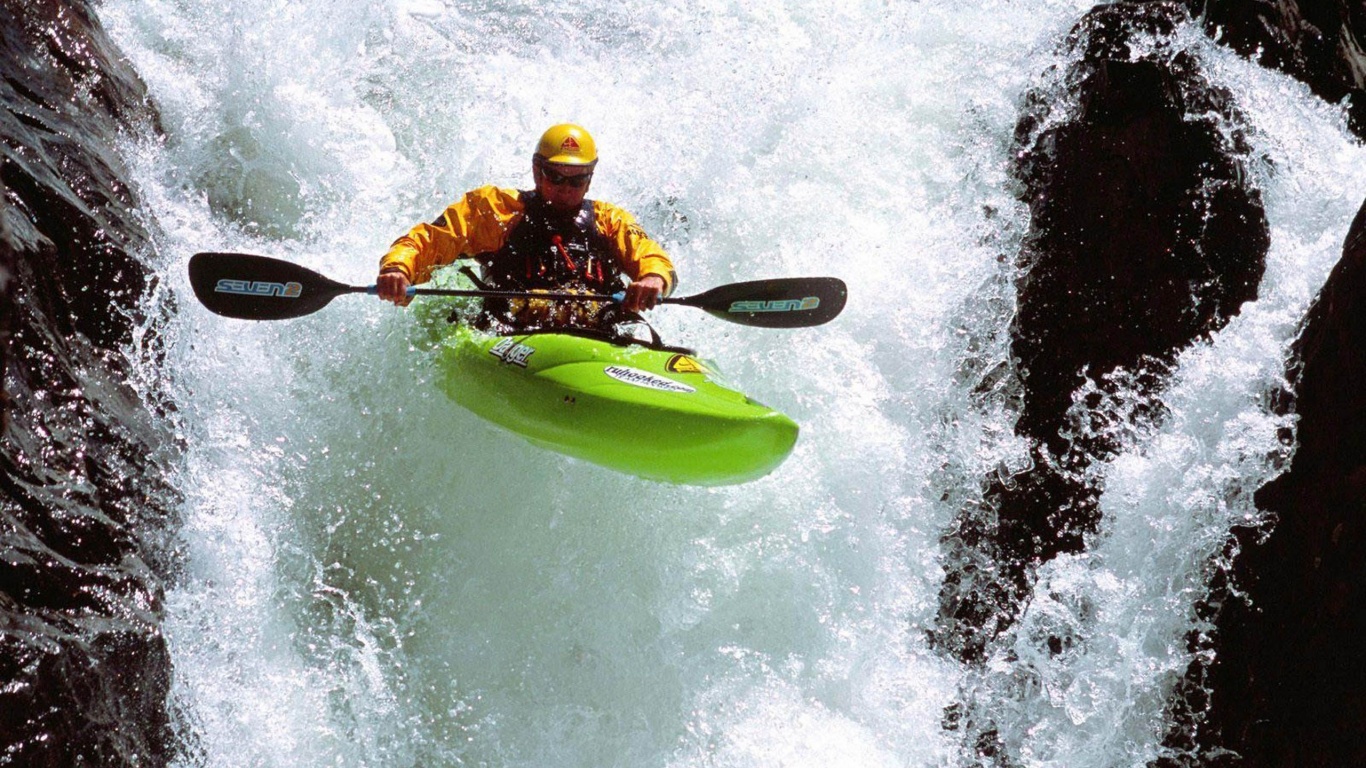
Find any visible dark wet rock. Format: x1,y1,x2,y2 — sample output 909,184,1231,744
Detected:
1183,0,1366,139
936,1,1269,664
1157,197,1366,767
0,0,179,765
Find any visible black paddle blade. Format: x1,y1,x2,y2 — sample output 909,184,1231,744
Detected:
189,252,355,320
681,277,848,328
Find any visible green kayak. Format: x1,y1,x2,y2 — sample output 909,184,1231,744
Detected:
433,325,799,485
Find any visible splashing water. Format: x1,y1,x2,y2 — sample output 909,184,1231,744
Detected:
99,0,1366,765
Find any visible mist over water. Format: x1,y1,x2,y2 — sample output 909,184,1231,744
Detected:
100,0,1366,765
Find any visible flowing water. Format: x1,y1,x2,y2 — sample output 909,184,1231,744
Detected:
98,1,1366,765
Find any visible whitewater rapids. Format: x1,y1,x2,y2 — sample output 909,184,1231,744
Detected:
99,0,1366,765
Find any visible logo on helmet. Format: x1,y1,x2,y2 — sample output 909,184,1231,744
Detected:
561,136,581,153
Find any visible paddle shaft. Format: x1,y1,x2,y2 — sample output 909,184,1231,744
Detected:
388,285,623,303
392,285,713,307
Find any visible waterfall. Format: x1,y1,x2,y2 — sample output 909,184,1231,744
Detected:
96,0,1366,764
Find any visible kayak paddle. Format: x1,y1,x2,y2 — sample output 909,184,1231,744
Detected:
188,252,847,328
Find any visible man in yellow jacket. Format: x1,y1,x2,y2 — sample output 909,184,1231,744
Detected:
376,124,675,330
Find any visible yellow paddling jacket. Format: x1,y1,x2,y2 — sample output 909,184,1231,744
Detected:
380,186,676,296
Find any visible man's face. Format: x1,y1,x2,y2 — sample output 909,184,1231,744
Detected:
534,161,593,212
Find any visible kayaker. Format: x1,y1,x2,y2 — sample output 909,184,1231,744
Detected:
376,123,676,331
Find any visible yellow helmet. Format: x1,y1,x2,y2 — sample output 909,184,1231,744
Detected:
535,123,598,166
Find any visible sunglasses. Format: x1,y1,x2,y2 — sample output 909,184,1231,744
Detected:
537,163,594,189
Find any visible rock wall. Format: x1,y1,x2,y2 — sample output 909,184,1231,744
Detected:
936,1,1270,665
1159,201,1366,767
1184,0,1366,138
1142,2,1366,764
936,3,1366,763
0,0,179,765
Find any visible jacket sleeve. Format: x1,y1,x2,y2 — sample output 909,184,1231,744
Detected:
380,186,523,284
593,201,677,295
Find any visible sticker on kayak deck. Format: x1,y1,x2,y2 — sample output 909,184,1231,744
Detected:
666,355,708,374
604,366,696,394
489,338,536,367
